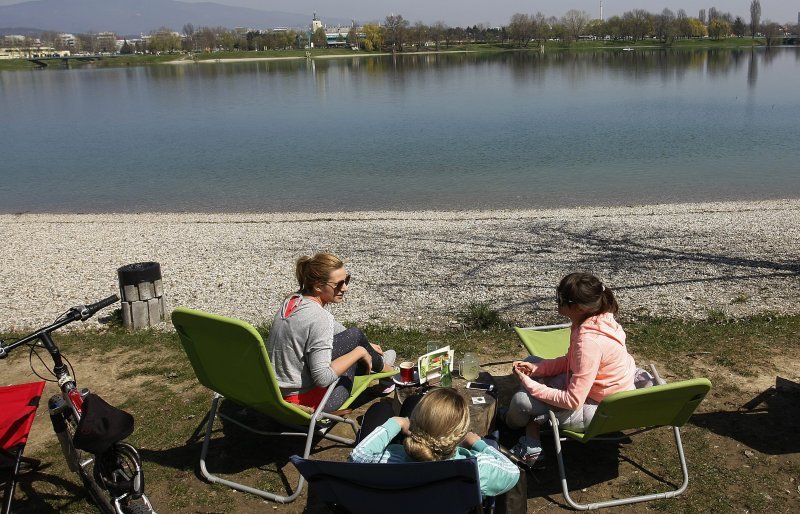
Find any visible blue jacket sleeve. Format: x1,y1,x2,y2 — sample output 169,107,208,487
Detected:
471,440,521,497
348,419,402,463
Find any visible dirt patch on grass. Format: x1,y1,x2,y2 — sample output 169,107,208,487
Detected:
2,344,166,456
4,334,799,513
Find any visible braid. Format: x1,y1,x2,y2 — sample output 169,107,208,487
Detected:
402,387,471,462
405,427,467,461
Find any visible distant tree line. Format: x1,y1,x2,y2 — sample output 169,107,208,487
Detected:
7,1,795,55
503,1,787,45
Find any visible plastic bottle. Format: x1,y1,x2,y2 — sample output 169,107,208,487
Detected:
441,358,452,387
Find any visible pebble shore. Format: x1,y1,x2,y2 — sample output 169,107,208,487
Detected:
2,199,798,332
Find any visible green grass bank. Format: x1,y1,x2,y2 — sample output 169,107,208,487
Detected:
0,38,774,72
2,313,798,512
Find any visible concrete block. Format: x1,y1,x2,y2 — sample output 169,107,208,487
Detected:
138,281,155,301
131,301,149,330
153,278,163,297
122,284,139,302
121,302,132,329
147,298,161,324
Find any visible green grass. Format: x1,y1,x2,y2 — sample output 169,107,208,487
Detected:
671,37,767,47
1,37,776,72
457,301,506,330
731,293,750,304
360,323,521,361
97,54,180,66
0,58,42,71
624,313,799,378
193,48,362,60
3,313,799,512
0,53,182,71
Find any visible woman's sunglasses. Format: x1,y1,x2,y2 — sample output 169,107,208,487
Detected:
555,289,573,306
324,274,351,290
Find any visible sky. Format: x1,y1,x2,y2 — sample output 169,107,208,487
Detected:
1,1,797,26
190,1,795,26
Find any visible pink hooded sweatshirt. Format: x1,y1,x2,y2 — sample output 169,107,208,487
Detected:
521,312,636,410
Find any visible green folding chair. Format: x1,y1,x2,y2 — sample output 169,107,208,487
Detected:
549,367,712,510
513,323,571,359
171,307,398,504
513,325,712,509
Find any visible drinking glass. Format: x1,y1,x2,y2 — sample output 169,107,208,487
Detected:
461,352,480,381
426,341,441,354
399,362,415,383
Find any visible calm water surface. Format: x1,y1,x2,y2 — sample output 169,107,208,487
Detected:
1,48,798,213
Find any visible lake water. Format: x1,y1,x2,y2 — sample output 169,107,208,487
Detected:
1,48,798,213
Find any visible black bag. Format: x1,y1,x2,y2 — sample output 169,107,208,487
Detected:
73,393,134,454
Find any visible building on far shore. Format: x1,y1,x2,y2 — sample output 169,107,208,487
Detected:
1,34,71,58
57,33,76,49
325,26,351,47
0,46,69,59
310,13,363,48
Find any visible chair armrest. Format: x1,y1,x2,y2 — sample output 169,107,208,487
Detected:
519,322,572,331
649,364,667,385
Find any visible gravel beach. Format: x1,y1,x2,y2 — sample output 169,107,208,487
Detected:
2,199,798,332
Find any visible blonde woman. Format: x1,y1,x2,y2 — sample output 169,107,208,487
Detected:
349,388,519,498
267,252,395,412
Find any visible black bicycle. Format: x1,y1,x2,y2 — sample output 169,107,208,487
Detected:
0,295,155,513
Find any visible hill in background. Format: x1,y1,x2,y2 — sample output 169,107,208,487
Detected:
0,0,353,36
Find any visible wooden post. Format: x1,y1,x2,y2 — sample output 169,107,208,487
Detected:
117,262,167,330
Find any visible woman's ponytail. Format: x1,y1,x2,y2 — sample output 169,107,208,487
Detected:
598,284,619,315
294,253,344,293
557,272,618,317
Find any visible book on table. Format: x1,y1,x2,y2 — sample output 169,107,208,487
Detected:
417,345,455,385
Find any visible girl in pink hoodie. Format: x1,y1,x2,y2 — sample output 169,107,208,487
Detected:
504,273,636,468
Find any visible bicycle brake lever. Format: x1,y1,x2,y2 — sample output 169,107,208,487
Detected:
73,305,91,321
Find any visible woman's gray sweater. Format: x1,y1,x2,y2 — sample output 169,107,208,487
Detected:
267,294,346,396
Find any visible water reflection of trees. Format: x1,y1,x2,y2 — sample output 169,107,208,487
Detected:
137,48,795,89
500,48,795,88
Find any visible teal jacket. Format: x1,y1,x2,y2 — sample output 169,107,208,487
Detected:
348,418,519,497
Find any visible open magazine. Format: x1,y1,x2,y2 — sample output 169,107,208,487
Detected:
417,345,455,385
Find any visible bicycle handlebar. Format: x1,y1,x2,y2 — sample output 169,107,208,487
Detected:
0,294,120,359
82,294,120,320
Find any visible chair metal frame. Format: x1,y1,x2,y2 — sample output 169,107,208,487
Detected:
549,366,711,510
198,383,358,503
173,307,397,504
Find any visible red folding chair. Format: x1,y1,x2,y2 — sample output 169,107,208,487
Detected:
1,381,46,514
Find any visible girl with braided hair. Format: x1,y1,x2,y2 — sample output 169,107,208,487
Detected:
349,388,519,497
